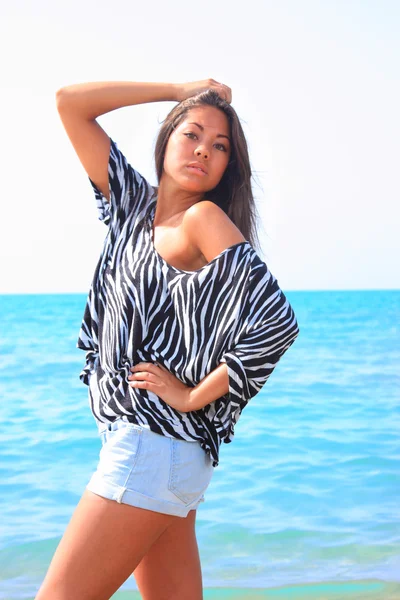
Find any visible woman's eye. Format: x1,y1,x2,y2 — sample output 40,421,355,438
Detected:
184,132,227,152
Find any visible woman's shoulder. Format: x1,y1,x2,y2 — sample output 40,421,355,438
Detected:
183,200,247,267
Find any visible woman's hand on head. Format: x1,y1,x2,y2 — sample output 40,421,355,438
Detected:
128,362,192,413
177,79,232,104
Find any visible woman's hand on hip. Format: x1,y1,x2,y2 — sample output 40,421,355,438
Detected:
177,79,232,103
128,362,191,413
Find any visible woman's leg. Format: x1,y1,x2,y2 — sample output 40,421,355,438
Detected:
133,509,203,600
34,489,178,600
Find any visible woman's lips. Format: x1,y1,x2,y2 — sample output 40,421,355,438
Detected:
187,166,207,176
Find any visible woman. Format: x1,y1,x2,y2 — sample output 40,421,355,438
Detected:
35,79,300,600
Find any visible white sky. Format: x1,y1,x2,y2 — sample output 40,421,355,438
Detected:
1,0,399,293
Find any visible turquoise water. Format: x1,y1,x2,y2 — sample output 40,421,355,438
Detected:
0,291,399,599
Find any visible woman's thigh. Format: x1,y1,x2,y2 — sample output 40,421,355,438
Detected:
35,489,178,600
133,508,202,600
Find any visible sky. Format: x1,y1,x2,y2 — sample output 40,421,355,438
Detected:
1,0,399,293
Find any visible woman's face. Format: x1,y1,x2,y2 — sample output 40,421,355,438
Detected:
162,105,231,194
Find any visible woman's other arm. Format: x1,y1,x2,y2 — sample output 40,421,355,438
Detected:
187,363,230,411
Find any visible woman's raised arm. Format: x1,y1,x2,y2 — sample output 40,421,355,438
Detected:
55,81,180,120
55,81,180,201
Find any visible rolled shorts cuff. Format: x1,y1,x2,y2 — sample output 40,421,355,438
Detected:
86,472,205,518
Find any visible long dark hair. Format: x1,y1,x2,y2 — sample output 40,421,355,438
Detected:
152,89,262,252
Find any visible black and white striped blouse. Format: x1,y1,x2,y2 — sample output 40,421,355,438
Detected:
77,138,300,467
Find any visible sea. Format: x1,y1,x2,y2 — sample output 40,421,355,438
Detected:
0,290,399,600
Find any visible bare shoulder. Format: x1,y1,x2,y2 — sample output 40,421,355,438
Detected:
184,200,246,263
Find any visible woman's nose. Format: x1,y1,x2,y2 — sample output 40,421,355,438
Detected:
196,148,208,158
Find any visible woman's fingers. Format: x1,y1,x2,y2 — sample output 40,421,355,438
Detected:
209,81,232,103
128,362,163,384
128,370,154,380
207,79,232,103
222,84,232,103
178,79,232,103
129,362,158,372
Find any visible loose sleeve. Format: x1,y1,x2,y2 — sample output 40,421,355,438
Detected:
88,137,154,228
219,262,300,410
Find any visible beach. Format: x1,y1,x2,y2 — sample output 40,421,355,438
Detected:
0,291,399,599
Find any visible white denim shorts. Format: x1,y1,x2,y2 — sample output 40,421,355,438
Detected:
86,416,214,518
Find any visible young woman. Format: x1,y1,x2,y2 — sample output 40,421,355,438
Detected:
35,80,300,600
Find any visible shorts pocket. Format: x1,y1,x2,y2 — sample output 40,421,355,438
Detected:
98,426,143,485
168,438,213,505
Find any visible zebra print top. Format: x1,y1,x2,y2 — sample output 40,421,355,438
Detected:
77,138,300,467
